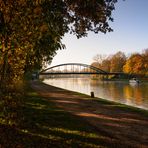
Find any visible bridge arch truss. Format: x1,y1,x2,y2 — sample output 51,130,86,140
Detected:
40,63,108,75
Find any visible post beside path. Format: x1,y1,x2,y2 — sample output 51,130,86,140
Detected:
90,91,95,98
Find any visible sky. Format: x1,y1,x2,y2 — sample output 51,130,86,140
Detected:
50,0,148,67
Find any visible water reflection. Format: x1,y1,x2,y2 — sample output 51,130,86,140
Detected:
43,78,148,110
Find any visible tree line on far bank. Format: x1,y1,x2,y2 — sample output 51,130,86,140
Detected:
91,49,148,75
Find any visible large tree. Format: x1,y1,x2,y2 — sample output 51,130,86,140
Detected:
0,0,118,124
0,0,117,85
110,51,126,72
123,53,145,74
142,49,148,74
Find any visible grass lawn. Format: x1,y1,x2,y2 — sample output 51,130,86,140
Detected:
1,81,148,148
0,84,114,148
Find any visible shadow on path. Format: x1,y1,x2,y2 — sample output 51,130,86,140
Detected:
31,81,148,147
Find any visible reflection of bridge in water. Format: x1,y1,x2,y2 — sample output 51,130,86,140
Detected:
40,63,127,78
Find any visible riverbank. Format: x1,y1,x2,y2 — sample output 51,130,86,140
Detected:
0,81,148,147
31,81,148,147
43,77,148,110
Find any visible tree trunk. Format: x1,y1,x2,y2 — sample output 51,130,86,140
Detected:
0,36,9,91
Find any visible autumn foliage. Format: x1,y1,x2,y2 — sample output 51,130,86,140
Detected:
0,0,117,86
92,49,148,75
0,0,117,124
123,51,148,75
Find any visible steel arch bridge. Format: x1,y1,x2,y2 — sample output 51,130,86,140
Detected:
40,63,109,75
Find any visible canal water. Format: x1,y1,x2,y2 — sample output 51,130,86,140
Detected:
43,78,148,110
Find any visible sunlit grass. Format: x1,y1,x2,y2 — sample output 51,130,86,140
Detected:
0,82,114,147
41,126,106,139
20,89,110,147
1,81,148,147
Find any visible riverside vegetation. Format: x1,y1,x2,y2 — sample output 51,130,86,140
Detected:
0,81,148,147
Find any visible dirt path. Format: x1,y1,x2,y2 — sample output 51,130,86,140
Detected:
31,81,148,147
